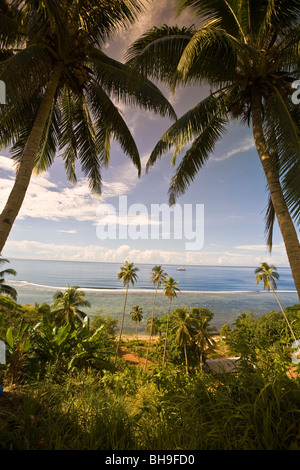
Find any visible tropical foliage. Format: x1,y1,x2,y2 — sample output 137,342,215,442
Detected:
130,304,143,340
126,0,300,299
0,256,17,300
0,267,300,450
51,284,91,331
255,262,298,343
115,261,139,363
144,265,167,369
162,276,180,364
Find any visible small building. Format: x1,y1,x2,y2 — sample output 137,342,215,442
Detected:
205,357,241,374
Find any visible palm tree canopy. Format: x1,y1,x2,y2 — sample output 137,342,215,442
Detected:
117,261,139,287
163,276,180,300
51,284,91,328
126,0,300,234
0,0,176,194
171,307,193,347
130,304,143,322
150,265,167,287
255,262,280,291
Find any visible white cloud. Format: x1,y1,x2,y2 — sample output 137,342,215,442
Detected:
0,155,143,223
57,230,77,234
236,243,286,252
3,239,290,267
211,136,255,163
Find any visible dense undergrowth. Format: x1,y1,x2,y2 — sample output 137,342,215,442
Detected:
1,362,300,450
1,296,300,450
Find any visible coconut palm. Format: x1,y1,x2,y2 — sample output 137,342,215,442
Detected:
115,261,139,364
162,276,180,365
171,307,193,374
130,304,143,340
126,0,300,300
255,262,298,344
144,265,167,370
0,0,176,253
0,256,17,300
51,284,91,331
190,308,216,370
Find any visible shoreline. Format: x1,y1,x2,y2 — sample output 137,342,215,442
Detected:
9,280,297,295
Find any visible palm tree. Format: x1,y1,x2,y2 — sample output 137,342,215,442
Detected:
255,262,298,344
130,304,143,340
190,308,216,370
115,261,139,364
162,276,180,365
51,284,91,331
171,307,193,374
0,256,17,300
0,0,176,254
126,0,300,300
144,265,167,370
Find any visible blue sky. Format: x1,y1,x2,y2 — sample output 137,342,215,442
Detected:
0,0,291,267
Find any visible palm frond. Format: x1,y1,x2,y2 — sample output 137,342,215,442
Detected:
0,282,17,300
72,93,103,194
0,44,53,108
89,48,177,121
146,89,229,171
69,0,146,44
168,114,228,204
58,87,78,184
262,87,300,226
175,19,247,87
125,24,196,83
86,80,141,175
264,195,275,253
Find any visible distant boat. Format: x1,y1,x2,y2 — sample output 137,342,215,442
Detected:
177,267,186,271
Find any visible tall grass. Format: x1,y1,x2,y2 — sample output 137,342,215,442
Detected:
1,362,300,450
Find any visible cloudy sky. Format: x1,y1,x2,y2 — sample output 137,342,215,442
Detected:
0,0,291,267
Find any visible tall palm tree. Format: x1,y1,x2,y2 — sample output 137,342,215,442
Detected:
0,0,176,254
162,276,180,365
51,284,91,331
171,307,193,374
190,308,216,370
126,0,300,300
255,262,298,344
0,256,17,300
115,261,139,364
144,265,167,370
130,304,143,340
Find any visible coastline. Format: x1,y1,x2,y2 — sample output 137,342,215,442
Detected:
9,280,299,332
9,280,298,295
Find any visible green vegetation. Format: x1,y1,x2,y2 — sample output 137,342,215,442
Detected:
1,284,300,450
0,256,17,300
0,0,300,451
115,261,139,363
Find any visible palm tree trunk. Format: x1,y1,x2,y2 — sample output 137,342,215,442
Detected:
162,298,171,365
184,343,188,374
252,94,300,301
114,281,129,365
271,284,298,344
0,62,63,254
144,281,158,370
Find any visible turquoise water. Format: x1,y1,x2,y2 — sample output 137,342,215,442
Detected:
7,258,299,332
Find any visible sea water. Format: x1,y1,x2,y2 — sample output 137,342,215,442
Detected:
7,258,299,331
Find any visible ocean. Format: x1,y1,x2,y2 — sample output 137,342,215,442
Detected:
7,258,299,331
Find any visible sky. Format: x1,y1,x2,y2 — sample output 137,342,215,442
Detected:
0,0,294,267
